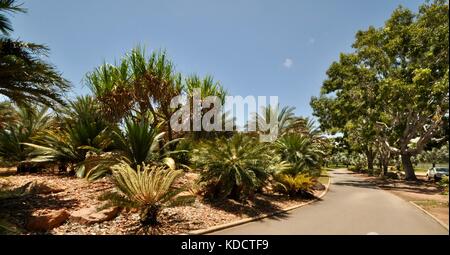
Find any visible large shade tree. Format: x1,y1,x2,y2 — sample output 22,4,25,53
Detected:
311,0,449,180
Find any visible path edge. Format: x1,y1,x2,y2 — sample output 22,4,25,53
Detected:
185,175,332,235
409,201,449,231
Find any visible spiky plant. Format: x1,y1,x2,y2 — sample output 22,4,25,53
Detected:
273,173,315,197
85,46,183,132
0,101,16,129
24,96,112,176
193,134,270,200
274,133,324,177
101,161,195,227
111,116,181,168
76,115,183,180
0,0,26,35
248,105,297,137
0,106,52,172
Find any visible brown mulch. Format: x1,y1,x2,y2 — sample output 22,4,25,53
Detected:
0,169,324,235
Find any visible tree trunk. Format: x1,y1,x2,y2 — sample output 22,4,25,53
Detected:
366,150,374,171
383,162,388,176
401,153,417,181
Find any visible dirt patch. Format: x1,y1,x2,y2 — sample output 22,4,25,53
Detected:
0,170,325,235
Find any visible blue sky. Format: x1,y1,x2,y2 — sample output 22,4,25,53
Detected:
12,0,424,118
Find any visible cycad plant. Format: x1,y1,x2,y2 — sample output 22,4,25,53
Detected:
0,105,52,172
0,101,15,129
274,133,324,177
273,173,315,197
100,161,195,227
193,134,270,200
24,96,112,176
111,116,181,168
80,115,183,180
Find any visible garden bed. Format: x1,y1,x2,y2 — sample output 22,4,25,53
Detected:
0,169,325,235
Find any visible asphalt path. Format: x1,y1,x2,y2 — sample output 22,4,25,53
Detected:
211,168,449,235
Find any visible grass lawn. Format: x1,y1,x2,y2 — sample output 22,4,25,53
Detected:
414,168,427,173
318,175,330,185
414,200,449,208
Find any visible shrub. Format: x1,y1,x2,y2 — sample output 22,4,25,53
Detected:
273,173,315,197
80,116,183,180
274,133,324,177
0,106,52,172
438,176,449,195
24,96,112,176
348,166,361,172
193,134,270,200
385,171,400,180
100,161,195,226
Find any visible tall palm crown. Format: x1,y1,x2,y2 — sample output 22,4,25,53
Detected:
0,1,70,108
0,0,25,35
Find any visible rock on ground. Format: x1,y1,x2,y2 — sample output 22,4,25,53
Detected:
26,209,70,232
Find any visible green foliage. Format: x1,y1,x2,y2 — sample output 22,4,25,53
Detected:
185,74,227,103
100,161,195,226
415,143,449,164
0,181,34,200
0,218,22,234
81,116,182,180
111,116,180,168
348,153,367,171
0,0,26,35
24,96,112,176
0,38,70,108
193,134,271,200
85,46,183,126
438,176,448,195
249,105,298,137
0,106,52,171
273,173,315,197
274,133,324,177
0,101,15,129
311,1,449,180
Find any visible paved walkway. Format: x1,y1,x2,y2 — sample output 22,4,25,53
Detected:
211,168,449,235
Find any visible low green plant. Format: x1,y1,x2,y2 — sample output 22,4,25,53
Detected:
438,176,449,195
77,116,182,180
100,161,195,227
0,106,52,172
273,173,315,197
23,96,112,175
193,134,270,200
274,133,324,177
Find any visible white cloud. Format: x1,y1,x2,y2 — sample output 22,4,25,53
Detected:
283,58,293,68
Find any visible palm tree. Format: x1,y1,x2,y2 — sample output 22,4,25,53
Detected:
0,101,15,128
86,46,183,143
1,1,70,108
248,105,298,137
0,39,70,108
0,0,25,35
